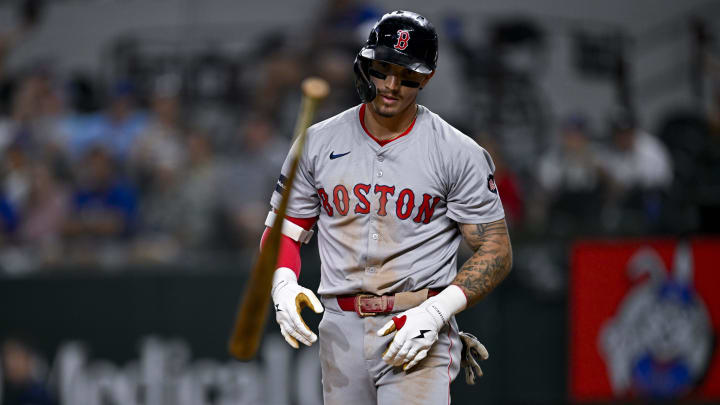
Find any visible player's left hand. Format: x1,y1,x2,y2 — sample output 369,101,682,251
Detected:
377,300,442,370
458,331,489,384
271,267,324,349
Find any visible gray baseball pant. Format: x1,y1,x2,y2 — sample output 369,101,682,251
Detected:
318,296,462,405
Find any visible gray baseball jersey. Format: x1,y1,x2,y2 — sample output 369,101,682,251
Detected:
270,104,504,296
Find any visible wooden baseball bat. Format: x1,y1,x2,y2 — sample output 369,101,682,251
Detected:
228,77,330,360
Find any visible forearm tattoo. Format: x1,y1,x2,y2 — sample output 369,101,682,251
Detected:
453,218,513,306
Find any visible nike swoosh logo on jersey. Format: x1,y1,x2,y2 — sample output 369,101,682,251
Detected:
329,151,351,160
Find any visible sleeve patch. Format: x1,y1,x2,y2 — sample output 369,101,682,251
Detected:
274,174,287,194
487,174,498,194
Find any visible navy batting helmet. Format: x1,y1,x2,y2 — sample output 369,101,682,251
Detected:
354,10,438,103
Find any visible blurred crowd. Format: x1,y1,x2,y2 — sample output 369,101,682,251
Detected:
444,16,720,241
0,0,380,273
0,0,719,275
0,67,313,271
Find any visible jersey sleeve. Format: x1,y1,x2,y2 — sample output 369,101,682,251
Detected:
269,134,320,218
445,141,505,224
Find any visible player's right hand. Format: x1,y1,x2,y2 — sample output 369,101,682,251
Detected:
377,285,467,370
377,297,444,370
271,267,324,349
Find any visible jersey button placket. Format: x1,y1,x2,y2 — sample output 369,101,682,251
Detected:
366,155,382,281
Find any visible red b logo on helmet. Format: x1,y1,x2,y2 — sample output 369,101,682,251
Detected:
394,30,410,50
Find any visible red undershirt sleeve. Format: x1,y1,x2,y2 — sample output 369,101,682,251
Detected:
260,215,318,279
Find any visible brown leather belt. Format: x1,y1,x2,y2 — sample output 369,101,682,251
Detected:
336,288,441,317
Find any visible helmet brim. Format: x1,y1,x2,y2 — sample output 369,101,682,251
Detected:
359,46,434,75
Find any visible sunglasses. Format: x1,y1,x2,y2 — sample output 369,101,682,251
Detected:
368,68,421,88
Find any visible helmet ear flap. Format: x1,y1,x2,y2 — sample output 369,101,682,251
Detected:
353,56,376,103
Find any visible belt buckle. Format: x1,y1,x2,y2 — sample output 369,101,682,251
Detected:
354,294,378,317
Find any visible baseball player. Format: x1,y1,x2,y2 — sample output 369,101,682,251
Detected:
263,10,512,404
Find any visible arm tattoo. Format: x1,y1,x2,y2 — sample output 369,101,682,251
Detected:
452,218,512,306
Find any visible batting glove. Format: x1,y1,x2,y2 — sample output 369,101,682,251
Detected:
459,331,489,384
377,285,467,371
271,267,324,349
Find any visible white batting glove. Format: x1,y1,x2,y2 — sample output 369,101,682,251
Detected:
459,331,489,384
377,285,467,371
271,267,324,349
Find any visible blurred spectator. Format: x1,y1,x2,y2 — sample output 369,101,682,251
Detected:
54,73,101,166
219,115,289,248
134,122,240,258
601,109,673,191
68,80,148,163
0,192,19,243
63,146,138,242
1,336,57,405
535,114,606,233
599,108,673,232
10,69,61,147
171,130,221,250
246,30,306,127
8,68,73,178
132,165,183,263
130,75,187,192
18,163,69,262
128,77,188,262
1,142,32,214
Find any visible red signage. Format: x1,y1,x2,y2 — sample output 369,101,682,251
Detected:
570,238,720,402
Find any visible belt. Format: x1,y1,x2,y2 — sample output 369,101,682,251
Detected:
336,288,441,317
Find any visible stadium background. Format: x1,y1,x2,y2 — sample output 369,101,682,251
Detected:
0,0,719,404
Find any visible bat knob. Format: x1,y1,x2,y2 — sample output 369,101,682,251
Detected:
302,77,330,100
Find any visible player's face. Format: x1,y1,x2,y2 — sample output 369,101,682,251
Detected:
368,60,433,118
